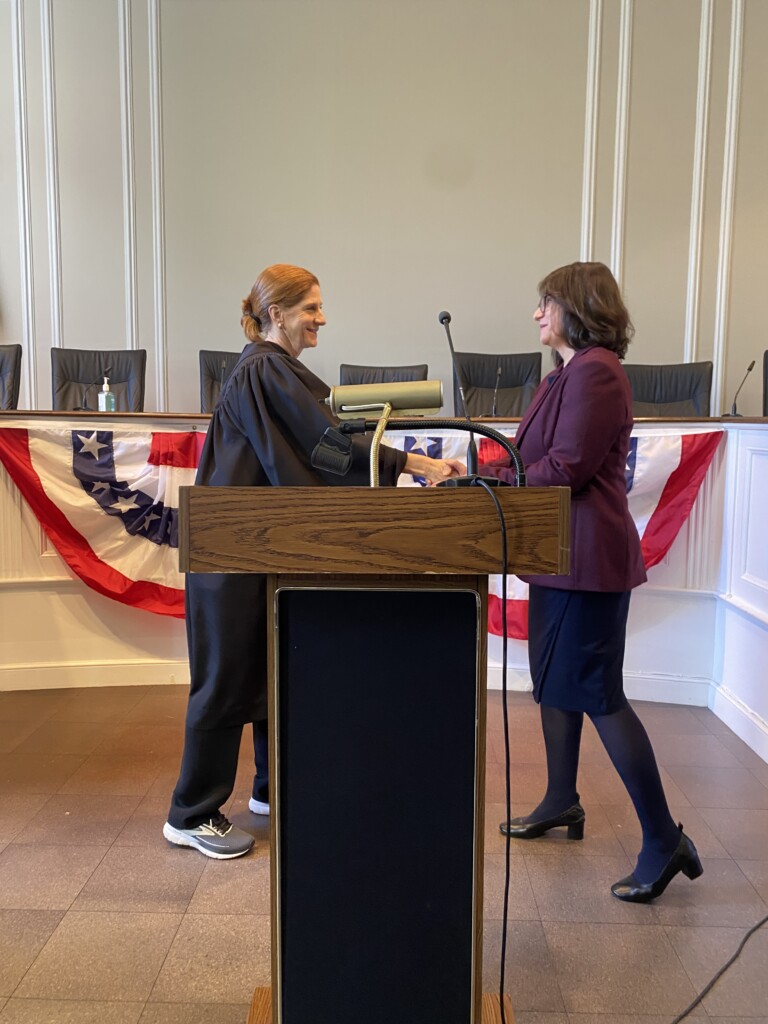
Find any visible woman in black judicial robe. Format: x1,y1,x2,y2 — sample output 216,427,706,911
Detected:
164,264,456,859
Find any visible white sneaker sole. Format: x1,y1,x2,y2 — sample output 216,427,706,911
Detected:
162,821,253,860
249,798,270,816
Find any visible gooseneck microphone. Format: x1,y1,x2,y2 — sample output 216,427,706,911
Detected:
725,360,755,417
438,310,479,476
491,364,502,417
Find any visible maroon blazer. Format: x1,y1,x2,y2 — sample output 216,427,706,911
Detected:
483,345,647,592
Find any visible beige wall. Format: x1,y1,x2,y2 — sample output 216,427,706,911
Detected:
1,0,765,415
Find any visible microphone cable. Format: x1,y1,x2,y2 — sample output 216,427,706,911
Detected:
472,476,512,1024
668,910,768,1022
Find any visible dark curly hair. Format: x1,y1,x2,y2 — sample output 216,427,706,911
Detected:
539,261,634,361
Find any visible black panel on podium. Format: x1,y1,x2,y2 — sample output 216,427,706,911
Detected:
276,586,480,1024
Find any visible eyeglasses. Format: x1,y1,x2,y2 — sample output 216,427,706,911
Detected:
537,294,552,313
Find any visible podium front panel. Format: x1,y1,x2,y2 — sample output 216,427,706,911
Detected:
272,580,485,1024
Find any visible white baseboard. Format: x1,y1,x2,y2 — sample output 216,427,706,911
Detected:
623,672,711,706
486,667,532,693
0,660,190,691
486,666,711,707
709,684,768,763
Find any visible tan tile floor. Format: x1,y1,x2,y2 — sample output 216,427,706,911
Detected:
0,685,766,1023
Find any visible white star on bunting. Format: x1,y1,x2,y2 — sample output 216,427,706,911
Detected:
138,511,161,530
76,432,108,458
111,494,141,514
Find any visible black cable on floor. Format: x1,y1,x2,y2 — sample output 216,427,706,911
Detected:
670,911,768,1023
473,478,511,1024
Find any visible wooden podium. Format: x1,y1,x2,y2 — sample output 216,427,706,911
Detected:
180,485,569,1024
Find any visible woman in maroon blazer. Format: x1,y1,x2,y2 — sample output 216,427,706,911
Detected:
455,262,702,902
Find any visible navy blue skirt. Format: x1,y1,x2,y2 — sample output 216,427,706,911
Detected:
527,585,631,715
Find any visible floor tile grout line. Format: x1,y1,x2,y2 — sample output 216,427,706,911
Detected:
140,904,188,1010
6,905,68,1002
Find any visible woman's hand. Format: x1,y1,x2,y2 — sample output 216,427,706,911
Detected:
404,452,460,484
443,459,468,477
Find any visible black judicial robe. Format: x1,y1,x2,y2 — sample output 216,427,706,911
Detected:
185,339,407,730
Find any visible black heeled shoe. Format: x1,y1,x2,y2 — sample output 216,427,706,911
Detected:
499,802,585,840
611,824,703,903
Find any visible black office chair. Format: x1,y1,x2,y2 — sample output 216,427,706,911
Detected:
200,350,241,413
623,361,713,417
0,344,22,410
763,351,767,417
452,351,541,417
51,348,147,411
339,363,429,386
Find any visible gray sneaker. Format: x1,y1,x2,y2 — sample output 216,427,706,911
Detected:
163,814,254,859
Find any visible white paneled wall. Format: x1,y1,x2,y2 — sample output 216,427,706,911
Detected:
1,0,766,415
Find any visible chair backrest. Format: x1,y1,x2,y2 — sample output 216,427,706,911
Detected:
623,361,713,417
0,344,22,410
452,351,542,417
199,349,242,413
51,348,147,412
339,363,429,386
763,351,768,417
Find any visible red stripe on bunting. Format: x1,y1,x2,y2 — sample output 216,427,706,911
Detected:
487,595,528,641
148,431,205,468
0,428,185,617
640,431,723,568
478,436,515,464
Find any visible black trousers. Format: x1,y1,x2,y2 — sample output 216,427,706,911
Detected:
167,718,268,829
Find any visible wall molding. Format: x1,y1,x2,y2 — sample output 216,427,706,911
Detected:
40,0,63,350
610,0,633,284
580,0,602,262
10,0,37,404
718,592,768,630
149,0,168,410
710,682,768,763
711,0,745,415
0,658,190,691
119,0,139,351
683,0,714,365
487,666,711,707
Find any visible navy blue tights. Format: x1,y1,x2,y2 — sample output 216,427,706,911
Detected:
527,703,681,884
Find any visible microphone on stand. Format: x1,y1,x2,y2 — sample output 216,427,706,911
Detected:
438,310,478,476
491,364,502,417
437,312,509,487
723,360,755,417
76,364,112,411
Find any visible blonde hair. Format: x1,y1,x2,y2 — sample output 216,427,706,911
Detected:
240,264,320,342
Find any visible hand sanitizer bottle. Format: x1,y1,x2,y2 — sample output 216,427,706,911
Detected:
97,376,116,412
